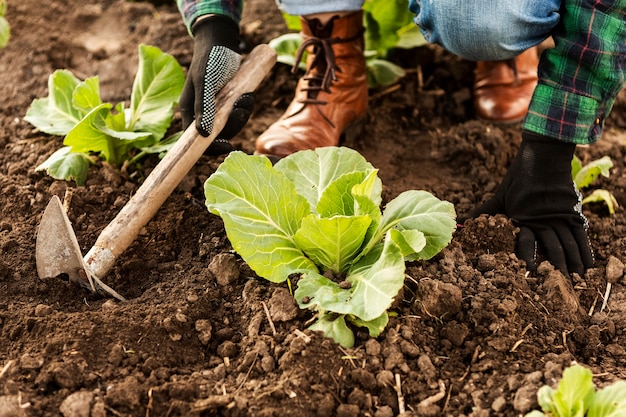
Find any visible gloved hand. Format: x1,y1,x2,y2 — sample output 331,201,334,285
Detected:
180,15,255,155
460,131,595,277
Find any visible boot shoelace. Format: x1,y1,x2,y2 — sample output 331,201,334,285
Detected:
291,30,363,105
506,58,521,86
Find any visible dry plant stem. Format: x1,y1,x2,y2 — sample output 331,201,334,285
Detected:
190,395,233,413
562,330,573,353
338,346,357,369
395,373,406,414
235,350,259,394
62,188,73,213
511,323,534,352
443,384,452,413
601,282,612,313
104,404,124,417
459,345,481,381
261,301,277,336
146,387,154,417
18,392,31,409
418,380,446,408
0,359,15,380
510,339,524,352
370,84,401,101
293,328,311,343
589,293,599,316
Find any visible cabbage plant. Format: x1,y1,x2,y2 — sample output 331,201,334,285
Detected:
24,44,184,184
204,147,456,347
526,364,626,417
572,155,618,214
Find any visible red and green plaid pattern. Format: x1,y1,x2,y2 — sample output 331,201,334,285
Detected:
523,0,626,144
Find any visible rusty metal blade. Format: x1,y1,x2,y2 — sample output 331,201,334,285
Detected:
36,195,127,301
36,195,90,285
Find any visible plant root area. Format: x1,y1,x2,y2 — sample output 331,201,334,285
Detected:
1,1,626,416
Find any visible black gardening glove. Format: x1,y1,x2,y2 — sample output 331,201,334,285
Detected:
460,131,594,277
180,15,255,155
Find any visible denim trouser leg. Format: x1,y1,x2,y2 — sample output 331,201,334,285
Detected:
408,0,561,61
275,0,364,16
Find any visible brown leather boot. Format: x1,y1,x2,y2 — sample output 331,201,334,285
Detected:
255,11,368,158
473,46,539,123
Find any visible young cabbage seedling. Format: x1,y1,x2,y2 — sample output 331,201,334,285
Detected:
204,147,456,347
525,363,626,417
572,155,618,214
25,44,185,185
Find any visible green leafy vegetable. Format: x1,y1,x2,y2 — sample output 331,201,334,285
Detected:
525,364,626,417
573,155,613,189
24,70,85,136
0,0,9,49
271,0,426,88
205,147,456,347
582,189,618,215
24,44,184,184
34,147,92,186
572,155,618,214
366,57,408,90
362,0,424,58
268,33,307,71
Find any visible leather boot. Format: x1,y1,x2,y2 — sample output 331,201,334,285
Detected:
473,46,539,123
255,11,368,158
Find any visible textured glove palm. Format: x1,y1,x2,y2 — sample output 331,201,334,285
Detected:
462,131,594,277
180,15,255,155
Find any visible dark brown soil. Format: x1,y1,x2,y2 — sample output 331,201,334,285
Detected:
1,1,625,416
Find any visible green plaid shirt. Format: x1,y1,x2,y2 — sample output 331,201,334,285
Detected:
176,0,243,33
523,0,626,145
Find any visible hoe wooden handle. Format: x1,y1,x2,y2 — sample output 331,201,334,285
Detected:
83,44,276,279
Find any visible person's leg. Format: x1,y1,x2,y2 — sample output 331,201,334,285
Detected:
275,1,363,18
409,0,561,123
408,0,560,60
255,1,367,158
523,0,626,144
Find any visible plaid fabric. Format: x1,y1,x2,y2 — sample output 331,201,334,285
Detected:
177,0,243,33
523,0,626,144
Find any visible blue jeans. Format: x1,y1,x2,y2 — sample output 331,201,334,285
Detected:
408,0,561,61
276,0,363,16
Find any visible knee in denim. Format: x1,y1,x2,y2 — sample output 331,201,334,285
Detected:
410,0,560,61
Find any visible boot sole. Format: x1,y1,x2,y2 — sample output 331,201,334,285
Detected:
256,115,367,164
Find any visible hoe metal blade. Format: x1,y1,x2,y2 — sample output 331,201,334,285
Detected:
35,195,126,301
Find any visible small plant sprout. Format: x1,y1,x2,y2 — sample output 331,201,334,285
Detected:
572,155,618,214
25,44,185,185
0,0,9,49
525,363,626,417
204,147,456,347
